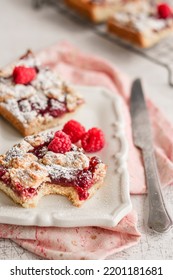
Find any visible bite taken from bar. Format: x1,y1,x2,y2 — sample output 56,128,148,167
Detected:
0,122,107,208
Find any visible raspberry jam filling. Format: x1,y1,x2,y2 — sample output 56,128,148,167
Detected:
29,137,102,200
1,143,101,201
49,156,101,200
0,166,37,199
0,166,11,185
29,138,101,200
0,166,6,178
14,183,37,198
30,142,49,159
18,97,68,118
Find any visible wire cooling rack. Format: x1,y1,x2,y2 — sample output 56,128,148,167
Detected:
32,0,173,86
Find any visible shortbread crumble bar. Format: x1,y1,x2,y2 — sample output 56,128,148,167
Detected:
0,51,84,136
107,1,173,48
0,130,106,208
65,0,135,23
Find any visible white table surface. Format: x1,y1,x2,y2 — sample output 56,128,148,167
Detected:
0,0,173,260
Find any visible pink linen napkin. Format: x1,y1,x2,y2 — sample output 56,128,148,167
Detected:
0,42,173,259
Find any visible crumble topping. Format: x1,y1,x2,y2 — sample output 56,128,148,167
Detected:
25,131,54,147
0,81,36,102
113,1,172,34
0,52,84,128
0,140,34,167
42,150,90,169
32,68,63,91
9,154,37,169
45,88,66,101
93,162,107,181
9,162,49,189
84,0,120,4
47,164,77,183
49,98,66,111
0,131,106,196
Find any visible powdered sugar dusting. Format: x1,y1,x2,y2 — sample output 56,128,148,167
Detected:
9,162,48,189
16,57,40,68
5,146,24,162
113,1,170,34
2,141,33,166
47,164,77,183
32,69,63,91
25,130,54,147
1,98,37,124
0,130,104,195
49,99,66,111
45,88,66,102
0,79,36,100
18,99,32,112
29,94,47,111
0,52,84,129
42,150,90,169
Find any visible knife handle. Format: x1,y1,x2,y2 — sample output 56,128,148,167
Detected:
142,148,172,233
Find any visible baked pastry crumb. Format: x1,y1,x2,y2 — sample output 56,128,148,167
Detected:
107,0,173,48
65,0,135,23
0,50,84,136
0,130,107,208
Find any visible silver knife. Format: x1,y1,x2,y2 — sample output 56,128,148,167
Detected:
130,78,173,233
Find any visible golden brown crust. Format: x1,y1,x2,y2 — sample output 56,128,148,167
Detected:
42,180,104,207
0,177,105,208
107,0,173,49
108,18,173,48
0,181,29,207
107,19,146,47
65,0,125,23
0,104,27,135
0,50,84,136
0,129,107,208
0,103,83,136
65,0,96,22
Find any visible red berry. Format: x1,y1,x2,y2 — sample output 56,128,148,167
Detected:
13,66,37,85
81,127,105,153
157,3,172,19
48,131,72,153
63,120,86,143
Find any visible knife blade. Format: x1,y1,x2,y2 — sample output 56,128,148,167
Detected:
130,79,153,149
130,78,172,233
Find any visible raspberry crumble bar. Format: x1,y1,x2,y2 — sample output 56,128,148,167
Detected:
65,0,134,23
107,1,173,48
0,51,84,136
0,130,107,208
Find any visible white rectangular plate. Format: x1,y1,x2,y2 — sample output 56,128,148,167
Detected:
0,86,131,228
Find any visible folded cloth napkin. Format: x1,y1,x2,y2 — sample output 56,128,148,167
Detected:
0,42,173,260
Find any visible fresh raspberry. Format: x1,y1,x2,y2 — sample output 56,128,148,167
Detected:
13,66,37,85
48,131,72,153
157,3,172,19
81,127,105,153
62,120,86,143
